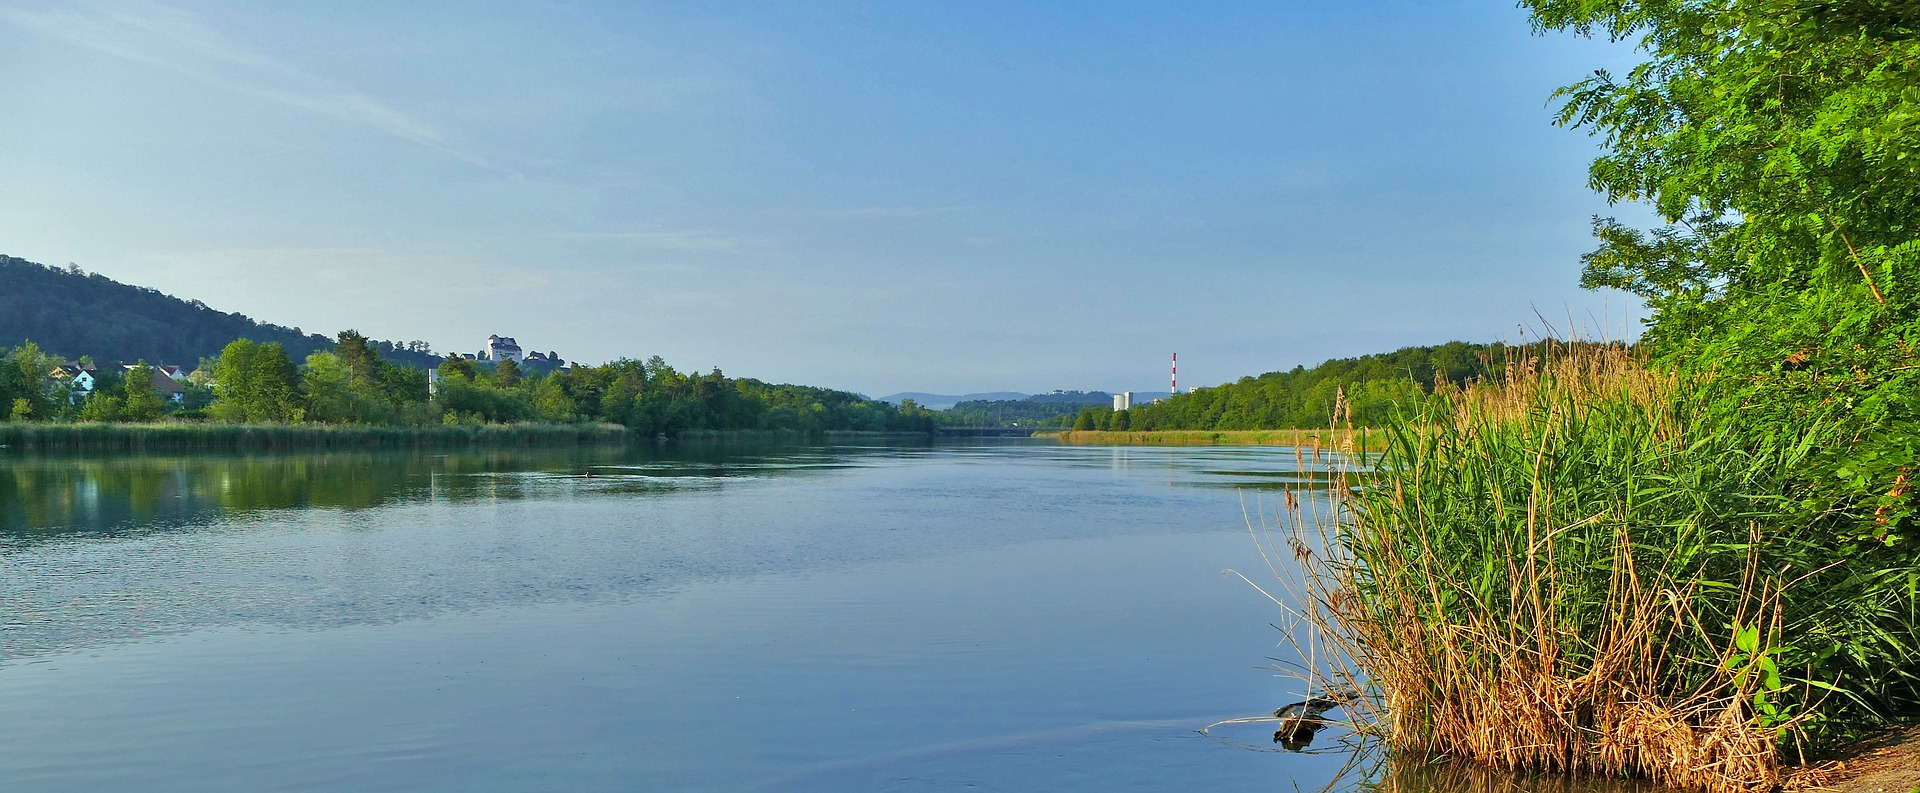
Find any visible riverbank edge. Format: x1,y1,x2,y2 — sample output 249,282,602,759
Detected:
672,429,932,442
1041,428,1385,450
0,422,635,452
1798,725,1920,793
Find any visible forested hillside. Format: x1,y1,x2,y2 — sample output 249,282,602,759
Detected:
940,391,1111,427
0,255,438,368
1068,341,1600,431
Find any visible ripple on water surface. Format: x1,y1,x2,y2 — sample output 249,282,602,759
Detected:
0,443,1647,793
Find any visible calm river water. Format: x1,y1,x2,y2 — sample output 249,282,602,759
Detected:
0,441,1635,792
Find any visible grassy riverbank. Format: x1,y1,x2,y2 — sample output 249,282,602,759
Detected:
0,422,633,452
1044,428,1387,451
673,429,932,443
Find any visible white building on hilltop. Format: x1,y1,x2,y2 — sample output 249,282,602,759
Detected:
482,334,523,363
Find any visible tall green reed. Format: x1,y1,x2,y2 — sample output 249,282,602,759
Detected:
1277,346,1915,793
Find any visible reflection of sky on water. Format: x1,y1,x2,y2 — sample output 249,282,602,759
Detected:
0,442,1349,537
0,442,1646,793
0,442,1338,664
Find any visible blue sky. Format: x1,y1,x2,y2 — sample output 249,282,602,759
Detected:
0,1,1647,396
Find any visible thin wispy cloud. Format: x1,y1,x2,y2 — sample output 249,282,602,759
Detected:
0,0,488,166
787,205,975,220
546,231,745,252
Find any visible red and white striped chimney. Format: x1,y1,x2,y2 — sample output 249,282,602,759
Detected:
1171,353,1177,395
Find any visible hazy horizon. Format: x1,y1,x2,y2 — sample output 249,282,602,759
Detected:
1,1,1650,396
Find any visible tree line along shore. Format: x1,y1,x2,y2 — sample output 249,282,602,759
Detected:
0,331,939,451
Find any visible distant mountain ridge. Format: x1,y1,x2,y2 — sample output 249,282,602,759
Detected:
0,254,440,369
877,391,1028,410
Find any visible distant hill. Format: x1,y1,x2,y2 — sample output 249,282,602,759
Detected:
877,391,1027,410
1023,390,1115,405
938,391,1182,428
0,254,441,369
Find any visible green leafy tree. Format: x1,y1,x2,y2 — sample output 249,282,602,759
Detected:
211,339,302,422
494,357,522,388
1523,1,1920,535
531,376,576,422
383,366,430,406
438,356,478,382
1522,0,1920,744
122,361,166,422
0,341,57,421
78,393,123,422
302,352,356,424
333,330,379,389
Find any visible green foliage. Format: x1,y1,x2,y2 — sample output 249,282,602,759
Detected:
332,330,380,389
0,330,930,437
1524,0,1920,549
77,393,123,422
294,341,434,426
529,357,930,435
120,362,166,422
493,357,521,388
940,392,1112,428
1472,0,1920,746
1348,356,1914,753
1128,341,1565,431
0,341,58,422
301,352,356,424
210,340,303,423
530,377,576,423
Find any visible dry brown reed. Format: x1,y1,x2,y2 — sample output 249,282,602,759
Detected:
1252,344,1823,793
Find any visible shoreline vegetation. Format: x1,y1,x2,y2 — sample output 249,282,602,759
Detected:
1245,4,1920,791
673,428,936,443
1278,347,1917,793
1042,428,1387,451
0,327,941,445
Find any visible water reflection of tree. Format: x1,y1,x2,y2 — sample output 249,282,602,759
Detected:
0,450,619,536
0,444,862,538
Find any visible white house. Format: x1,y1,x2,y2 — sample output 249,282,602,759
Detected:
482,334,523,363
127,364,185,404
51,364,96,399
50,363,186,404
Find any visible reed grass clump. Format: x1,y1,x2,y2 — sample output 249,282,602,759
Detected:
1280,345,1916,793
